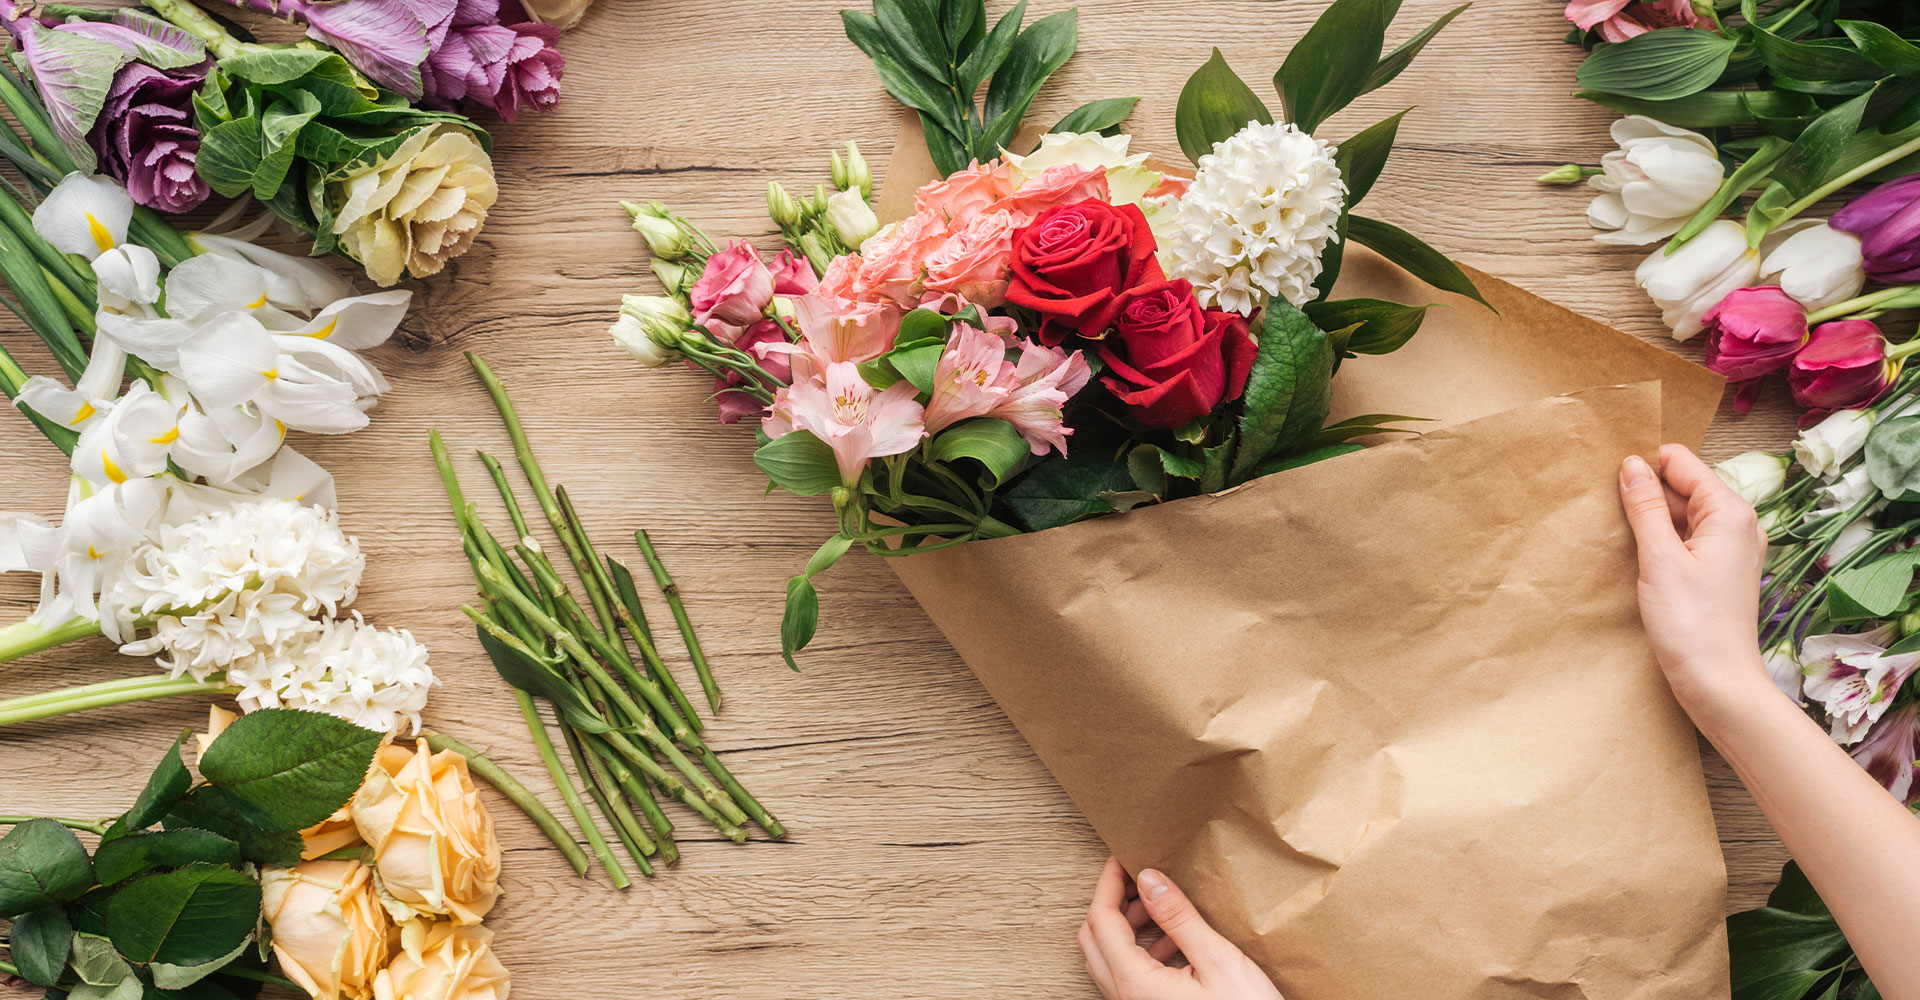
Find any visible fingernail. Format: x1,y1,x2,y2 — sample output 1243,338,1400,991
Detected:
1137,869,1171,901
1622,455,1653,487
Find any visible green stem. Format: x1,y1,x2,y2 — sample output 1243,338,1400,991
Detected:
0,815,108,835
1807,284,1920,324
421,727,590,879
0,64,70,174
511,690,627,888
1765,132,1920,239
0,616,105,662
562,725,655,874
633,530,721,716
0,676,237,727
140,0,246,58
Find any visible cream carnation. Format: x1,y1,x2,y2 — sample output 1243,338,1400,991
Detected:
1162,121,1346,314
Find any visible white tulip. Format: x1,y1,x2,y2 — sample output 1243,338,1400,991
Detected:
1714,451,1789,505
1760,222,1866,312
1793,409,1873,478
34,173,133,260
1636,220,1762,340
824,188,880,248
1587,116,1726,246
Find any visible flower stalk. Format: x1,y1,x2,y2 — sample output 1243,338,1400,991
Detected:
0,675,239,727
420,727,591,879
0,616,104,663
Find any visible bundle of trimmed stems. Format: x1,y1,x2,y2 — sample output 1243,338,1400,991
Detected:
432,352,783,885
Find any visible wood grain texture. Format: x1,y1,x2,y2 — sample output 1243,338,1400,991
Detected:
0,1,1798,996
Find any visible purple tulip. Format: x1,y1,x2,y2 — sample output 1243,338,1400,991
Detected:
1831,173,1920,284
422,1,563,123
93,63,209,214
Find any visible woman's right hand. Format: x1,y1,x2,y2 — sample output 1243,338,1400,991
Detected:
1077,857,1284,1000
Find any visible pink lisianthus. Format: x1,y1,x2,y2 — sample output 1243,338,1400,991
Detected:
988,164,1111,224
915,160,1015,222
764,362,926,486
1850,701,1920,804
986,340,1090,456
769,249,819,296
855,212,949,307
923,322,1019,434
923,210,1018,308
692,240,777,333
1565,0,1698,43
708,319,791,425
816,253,867,303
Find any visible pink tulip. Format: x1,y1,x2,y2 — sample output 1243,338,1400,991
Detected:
764,363,925,486
1565,0,1697,43
691,241,776,332
1700,286,1807,413
1789,320,1897,418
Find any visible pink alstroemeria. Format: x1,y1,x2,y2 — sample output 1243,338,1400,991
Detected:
1565,0,1697,43
987,339,1091,456
781,292,902,376
923,322,1017,435
1800,631,1920,744
765,362,925,486
1850,700,1920,803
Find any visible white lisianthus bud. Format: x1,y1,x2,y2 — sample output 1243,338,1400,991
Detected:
1587,116,1725,246
650,258,693,296
825,188,880,247
844,141,872,197
1714,451,1790,505
610,315,673,367
767,182,802,228
614,294,689,367
1635,220,1761,340
1760,222,1866,311
1793,409,1874,479
630,213,689,259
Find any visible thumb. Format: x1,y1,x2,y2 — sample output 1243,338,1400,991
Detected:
1137,869,1234,967
1619,454,1683,566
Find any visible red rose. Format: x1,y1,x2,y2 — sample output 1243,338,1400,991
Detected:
1004,199,1161,345
1098,278,1256,429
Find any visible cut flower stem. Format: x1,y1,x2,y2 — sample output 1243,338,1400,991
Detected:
0,675,239,727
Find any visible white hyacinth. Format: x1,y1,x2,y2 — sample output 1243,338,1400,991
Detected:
225,613,437,736
1162,120,1347,314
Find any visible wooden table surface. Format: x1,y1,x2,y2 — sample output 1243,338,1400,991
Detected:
0,1,1802,996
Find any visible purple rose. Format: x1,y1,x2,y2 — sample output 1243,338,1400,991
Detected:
1831,172,1920,284
93,63,209,214
422,1,564,122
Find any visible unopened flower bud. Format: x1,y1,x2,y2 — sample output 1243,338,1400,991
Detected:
825,188,879,248
621,199,669,220
830,149,848,190
1536,164,1589,185
812,184,831,216
650,258,693,296
767,182,802,228
630,213,690,259
797,231,834,277
843,142,871,197
619,293,692,355
610,313,675,367
830,486,851,510
768,296,797,321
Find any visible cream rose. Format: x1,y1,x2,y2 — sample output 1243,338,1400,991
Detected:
352,741,503,925
373,922,509,1000
330,126,498,287
261,860,396,1000
1002,131,1166,205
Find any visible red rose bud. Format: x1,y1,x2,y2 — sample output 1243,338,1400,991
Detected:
1004,199,1161,345
1700,286,1807,413
1789,319,1898,415
1099,279,1257,429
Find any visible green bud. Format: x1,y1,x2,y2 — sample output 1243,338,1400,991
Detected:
1536,164,1593,185
797,231,834,277
830,149,848,190
767,182,802,228
621,199,670,219
812,184,831,216
831,486,852,510
631,213,690,259
844,142,872,198
650,258,693,296
1901,606,1920,638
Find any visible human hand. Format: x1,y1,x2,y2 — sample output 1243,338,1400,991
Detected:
1618,444,1773,713
1077,857,1283,1000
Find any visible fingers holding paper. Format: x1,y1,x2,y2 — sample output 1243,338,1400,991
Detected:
1077,857,1284,1000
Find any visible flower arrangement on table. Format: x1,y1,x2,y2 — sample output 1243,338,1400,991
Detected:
1549,2,1920,994
608,0,1487,667
0,706,541,1000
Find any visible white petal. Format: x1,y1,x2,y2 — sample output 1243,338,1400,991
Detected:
164,253,268,322
177,312,279,407
93,246,162,309
34,173,132,260
257,447,336,508
283,290,411,350
94,312,196,370
188,232,355,311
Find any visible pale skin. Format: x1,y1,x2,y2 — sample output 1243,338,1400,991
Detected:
1078,442,1920,1000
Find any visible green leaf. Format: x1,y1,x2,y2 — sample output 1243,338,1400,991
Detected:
10,905,73,986
780,575,820,672
1275,0,1394,133
1752,28,1885,83
1728,906,1850,992
193,115,265,199
1775,90,1872,197
872,0,951,90
1577,87,1815,127
928,419,1032,488
1345,214,1493,310
1304,298,1429,354
1838,21,1920,76
1232,301,1335,483
805,533,855,578
1252,442,1365,478
1364,2,1469,95
887,337,946,394
216,47,338,85
1766,862,1829,917
67,933,139,1000
1824,549,1920,622
252,90,322,200
161,791,302,869
1157,447,1205,479
1866,414,1920,499
150,937,254,991
843,10,964,140
754,432,844,497
1053,97,1138,136
1175,48,1273,164
196,709,382,832
979,8,1078,158
1670,137,1789,248
0,819,94,917
897,308,949,344
940,0,985,60
1199,429,1237,493
954,0,1025,101
472,624,609,733
1575,28,1739,100
1000,443,1137,531
93,830,242,887
122,735,192,834
104,865,261,967
1332,109,1408,208
1308,412,1431,446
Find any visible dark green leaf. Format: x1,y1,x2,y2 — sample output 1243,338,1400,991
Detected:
1054,97,1138,136
122,735,192,834
1776,90,1872,197
1733,969,1844,1000
1752,28,1885,83
928,419,1032,488
196,709,381,832
1346,214,1493,310
779,575,820,672
1304,298,1429,354
979,8,1077,157
1771,74,1878,97
1766,862,1829,917
93,830,242,887
1000,442,1137,531
754,432,844,497
954,0,1025,101
472,624,609,734
1728,904,1851,992
1199,429,1237,493
1838,21,1920,76
10,905,72,986
918,110,971,178
843,10,964,138
1175,48,1273,164
940,0,985,60
0,819,94,917
1365,2,1469,94
1575,28,1739,100
1232,301,1335,483
1126,444,1169,496
161,791,302,869
1312,209,1351,301
1275,0,1394,132
104,865,260,967
1252,442,1365,478
1577,86,1815,127
1332,110,1408,208
1158,447,1205,479
872,0,951,89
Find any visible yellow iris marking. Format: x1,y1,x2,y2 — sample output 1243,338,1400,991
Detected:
86,212,115,253
149,426,179,445
303,317,339,339
68,401,95,425
101,449,126,483
248,292,268,308
261,369,279,381
86,545,101,559
275,420,286,440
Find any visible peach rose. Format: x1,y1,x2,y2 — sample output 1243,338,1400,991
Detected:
988,164,1111,224
914,160,1014,223
923,209,1018,308
302,805,365,861
373,921,508,1000
814,252,866,304
193,704,237,760
261,860,396,1000
854,211,948,307
351,741,502,925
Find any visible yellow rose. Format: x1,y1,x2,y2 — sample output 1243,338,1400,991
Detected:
194,703,238,760
373,922,509,1000
352,741,502,925
261,860,397,1000
330,125,498,287
301,805,365,861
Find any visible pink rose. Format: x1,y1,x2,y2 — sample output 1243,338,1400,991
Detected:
1565,0,1697,43
855,211,949,307
815,253,866,304
915,161,1015,223
691,241,775,331
769,249,818,296
923,209,1017,308
988,164,1111,224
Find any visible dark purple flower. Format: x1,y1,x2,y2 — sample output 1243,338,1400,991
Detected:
1831,173,1920,284
93,63,208,214
422,9,563,123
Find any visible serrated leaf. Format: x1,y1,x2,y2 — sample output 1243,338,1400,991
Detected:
1000,441,1137,530
161,790,303,868
93,829,242,886
196,710,381,832
1175,48,1272,164
1231,301,1334,483
150,936,253,990
10,905,72,986
104,865,260,967
216,47,339,85
0,819,94,917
